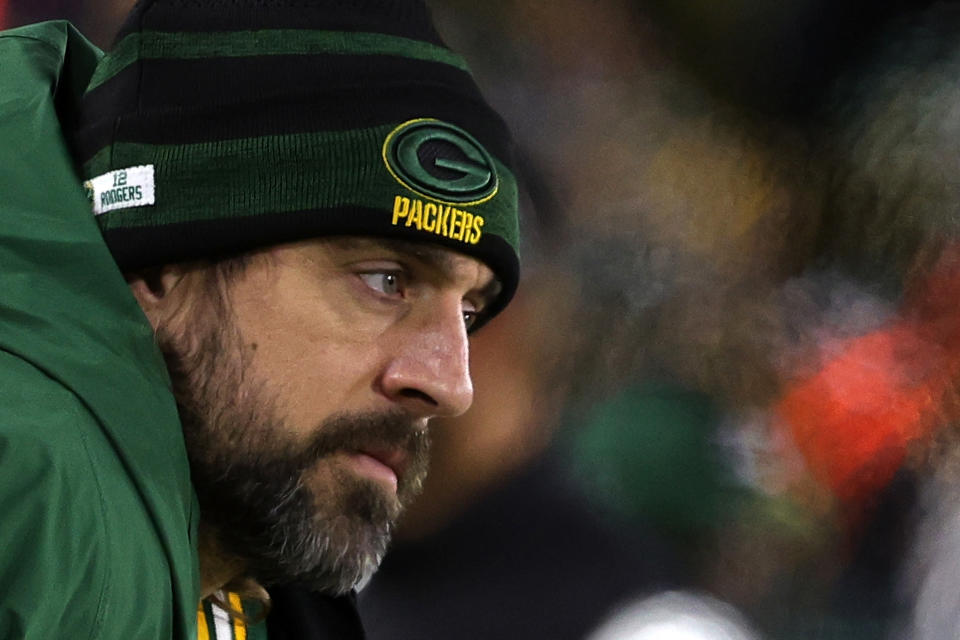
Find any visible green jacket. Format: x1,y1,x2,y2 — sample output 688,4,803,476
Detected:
0,21,199,639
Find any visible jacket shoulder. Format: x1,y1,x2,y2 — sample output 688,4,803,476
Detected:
0,350,177,640
0,20,72,46
0,20,101,123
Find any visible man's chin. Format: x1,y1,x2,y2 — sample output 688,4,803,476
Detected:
247,469,397,594
245,517,391,595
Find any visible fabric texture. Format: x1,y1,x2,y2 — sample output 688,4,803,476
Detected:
71,0,520,326
0,20,199,640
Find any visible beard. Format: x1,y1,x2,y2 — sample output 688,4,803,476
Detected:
157,290,430,595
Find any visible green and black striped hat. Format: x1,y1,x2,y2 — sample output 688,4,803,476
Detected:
73,0,520,322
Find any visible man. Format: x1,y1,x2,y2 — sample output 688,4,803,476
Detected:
0,1,520,638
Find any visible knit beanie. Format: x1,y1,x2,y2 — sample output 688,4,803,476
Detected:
72,0,520,322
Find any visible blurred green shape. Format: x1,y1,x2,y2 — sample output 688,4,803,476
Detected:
566,382,741,545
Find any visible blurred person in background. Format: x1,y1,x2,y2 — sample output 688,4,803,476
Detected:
773,3,960,638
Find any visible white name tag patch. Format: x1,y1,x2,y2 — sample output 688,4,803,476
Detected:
85,165,156,215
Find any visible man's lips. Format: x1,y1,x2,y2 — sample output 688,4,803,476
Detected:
342,447,408,493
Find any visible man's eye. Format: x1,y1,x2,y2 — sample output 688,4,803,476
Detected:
359,272,403,296
463,309,480,331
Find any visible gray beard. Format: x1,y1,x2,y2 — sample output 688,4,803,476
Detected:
158,308,429,595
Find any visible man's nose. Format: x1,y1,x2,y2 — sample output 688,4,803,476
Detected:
379,301,474,419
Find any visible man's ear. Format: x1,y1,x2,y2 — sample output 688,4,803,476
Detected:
127,265,188,328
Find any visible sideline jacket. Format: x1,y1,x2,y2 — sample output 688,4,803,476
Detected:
0,21,199,639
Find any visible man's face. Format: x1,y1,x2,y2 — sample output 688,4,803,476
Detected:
152,236,497,594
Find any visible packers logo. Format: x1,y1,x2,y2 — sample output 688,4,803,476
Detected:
383,119,498,205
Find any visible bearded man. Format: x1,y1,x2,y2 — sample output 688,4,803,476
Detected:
0,1,520,638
